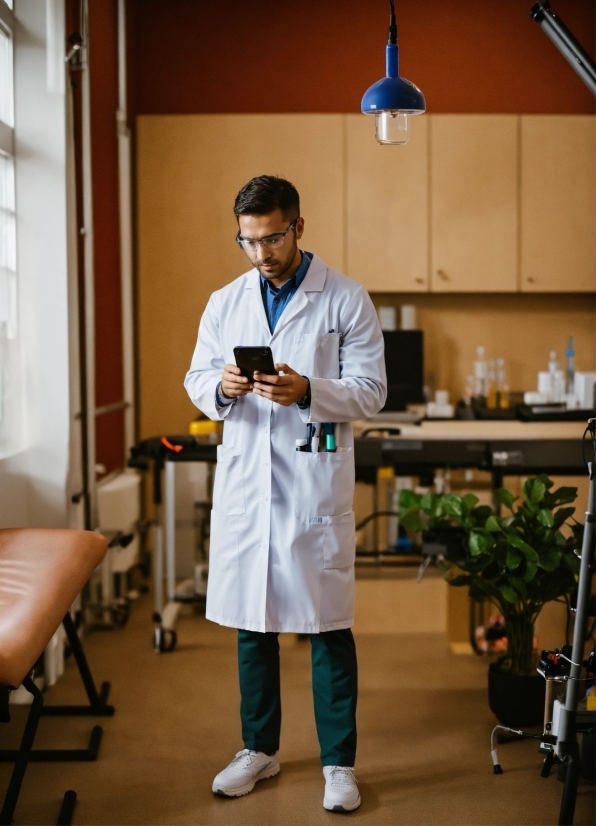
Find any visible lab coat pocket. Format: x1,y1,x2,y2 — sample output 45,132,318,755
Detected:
212,445,246,516
323,511,356,570
294,449,354,523
292,333,340,379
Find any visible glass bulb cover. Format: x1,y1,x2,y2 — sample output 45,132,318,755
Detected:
375,111,410,145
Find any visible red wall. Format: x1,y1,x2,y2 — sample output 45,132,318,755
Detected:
88,0,125,473
129,0,595,115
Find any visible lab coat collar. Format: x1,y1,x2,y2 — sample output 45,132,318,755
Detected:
243,254,328,338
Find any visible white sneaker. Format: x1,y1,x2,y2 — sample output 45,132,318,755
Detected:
323,766,361,812
212,749,280,797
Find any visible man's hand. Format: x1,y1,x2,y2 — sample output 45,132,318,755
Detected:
253,363,308,407
220,364,252,398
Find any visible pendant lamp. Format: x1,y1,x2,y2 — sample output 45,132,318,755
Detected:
361,0,426,145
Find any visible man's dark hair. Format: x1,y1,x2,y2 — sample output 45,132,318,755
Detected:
234,175,300,223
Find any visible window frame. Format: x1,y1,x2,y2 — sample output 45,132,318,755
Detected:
0,2,15,343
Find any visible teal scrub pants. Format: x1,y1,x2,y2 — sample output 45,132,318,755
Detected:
238,628,357,767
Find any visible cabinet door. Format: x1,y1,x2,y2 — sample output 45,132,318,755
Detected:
521,116,595,293
137,114,344,437
345,114,429,292
430,115,518,292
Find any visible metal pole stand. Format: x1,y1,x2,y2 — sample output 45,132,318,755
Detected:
557,421,595,825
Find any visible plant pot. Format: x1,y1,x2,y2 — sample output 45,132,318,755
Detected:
488,662,546,728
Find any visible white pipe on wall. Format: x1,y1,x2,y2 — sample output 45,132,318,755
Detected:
80,1,97,527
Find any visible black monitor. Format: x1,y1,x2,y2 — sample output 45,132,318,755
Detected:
381,330,424,411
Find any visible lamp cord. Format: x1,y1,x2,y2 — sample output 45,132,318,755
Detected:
388,0,398,44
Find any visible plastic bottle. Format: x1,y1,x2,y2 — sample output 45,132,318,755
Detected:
546,351,566,402
496,357,509,409
565,335,575,395
548,351,558,378
487,359,497,408
473,346,487,402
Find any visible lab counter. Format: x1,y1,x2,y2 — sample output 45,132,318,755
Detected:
134,420,588,480
352,419,587,484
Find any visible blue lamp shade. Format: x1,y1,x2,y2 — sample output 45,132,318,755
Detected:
361,44,425,145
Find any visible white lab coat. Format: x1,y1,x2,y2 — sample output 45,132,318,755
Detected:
184,253,386,633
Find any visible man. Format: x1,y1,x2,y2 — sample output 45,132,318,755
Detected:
184,175,386,812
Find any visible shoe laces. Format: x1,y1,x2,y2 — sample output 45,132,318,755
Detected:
327,766,357,788
232,748,259,769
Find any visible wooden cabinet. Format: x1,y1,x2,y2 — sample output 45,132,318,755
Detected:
345,114,429,292
136,114,345,436
430,115,518,292
521,116,595,293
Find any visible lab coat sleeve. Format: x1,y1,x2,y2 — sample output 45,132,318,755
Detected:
301,285,387,424
184,292,237,421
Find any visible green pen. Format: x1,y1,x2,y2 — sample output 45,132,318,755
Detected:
323,423,336,452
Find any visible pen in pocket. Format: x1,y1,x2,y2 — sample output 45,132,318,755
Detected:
323,423,336,452
311,423,320,453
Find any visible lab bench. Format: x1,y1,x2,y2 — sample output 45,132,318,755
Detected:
129,420,588,650
352,419,586,485
352,418,589,648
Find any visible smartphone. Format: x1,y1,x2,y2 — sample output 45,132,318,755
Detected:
233,346,278,383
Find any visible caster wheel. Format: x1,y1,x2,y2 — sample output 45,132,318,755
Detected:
153,626,177,653
111,603,130,628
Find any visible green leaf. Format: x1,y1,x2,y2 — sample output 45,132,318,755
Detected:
522,560,538,582
499,584,518,604
506,533,539,562
468,532,488,556
553,507,575,529
561,553,580,573
550,486,578,506
537,545,560,572
446,575,472,587
441,494,463,519
506,546,523,570
469,578,501,602
420,493,435,512
485,515,502,532
510,576,528,600
524,477,546,504
537,509,555,528
495,488,516,510
532,567,576,604
462,493,479,512
399,489,420,510
471,506,493,526
400,511,424,534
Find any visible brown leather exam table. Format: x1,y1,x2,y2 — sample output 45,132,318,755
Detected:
0,529,108,825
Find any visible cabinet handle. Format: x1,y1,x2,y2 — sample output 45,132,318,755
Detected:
527,277,536,283
437,269,449,280
414,277,425,285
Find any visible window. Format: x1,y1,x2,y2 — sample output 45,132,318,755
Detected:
0,2,16,440
0,15,15,342
0,153,15,339
0,21,13,126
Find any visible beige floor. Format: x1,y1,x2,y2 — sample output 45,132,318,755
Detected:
1,597,594,826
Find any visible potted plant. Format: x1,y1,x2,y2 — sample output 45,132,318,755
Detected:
399,475,582,726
